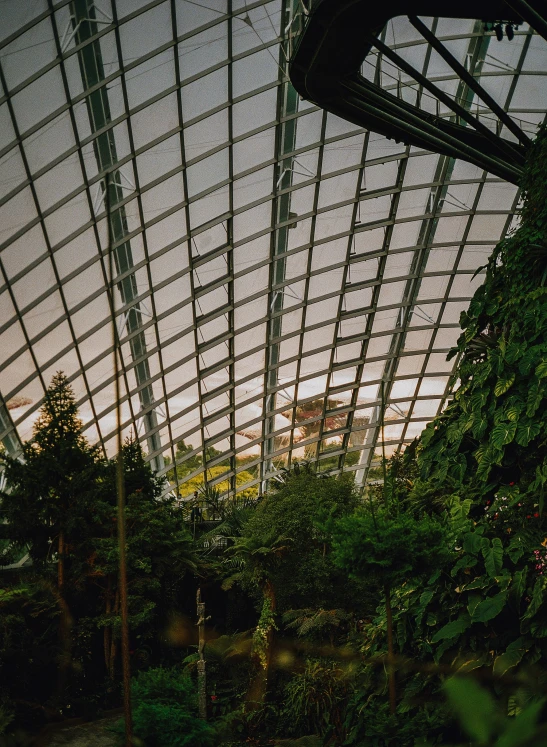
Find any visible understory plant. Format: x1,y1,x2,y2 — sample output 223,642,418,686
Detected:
113,667,215,747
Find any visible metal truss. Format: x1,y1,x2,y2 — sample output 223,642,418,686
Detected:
0,0,546,497
290,0,547,183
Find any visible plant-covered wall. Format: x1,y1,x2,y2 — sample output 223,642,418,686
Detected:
326,123,547,746
420,121,547,495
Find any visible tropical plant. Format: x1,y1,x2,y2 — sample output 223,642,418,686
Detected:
281,658,351,741
112,667,215,747
444,676,547,746
283,607,351,641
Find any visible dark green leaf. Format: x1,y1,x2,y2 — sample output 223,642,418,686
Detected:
483,537,504,578
472,591,507,623
463,532,483,555
432,615,471,643
491,421,517,449
515,422,542,447
522,578,545,621
511,568,527,604
526,382,544,417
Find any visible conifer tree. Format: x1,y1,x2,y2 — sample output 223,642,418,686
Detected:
1,372,101,577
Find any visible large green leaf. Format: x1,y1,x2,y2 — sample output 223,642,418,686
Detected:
519,347,539,375
536,358,547,378
515,422,542,447
511,568,528,603
526,382,544,417
444,677,496,744
522,578,545,621
483,537,504,578
467,593,482,619
505,341,522,365
463,576,491,591
472,591,507,623
456,655,486,674
493,637,527,677
491,421,517,449
470,388,488,411
505,404,522,422
507,537,525,564
463,531,483,555
432,615,471,643
494,374,515,397
476,448,502,482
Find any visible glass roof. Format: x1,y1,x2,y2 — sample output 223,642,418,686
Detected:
0,0,546,497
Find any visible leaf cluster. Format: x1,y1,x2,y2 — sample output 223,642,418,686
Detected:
112,667,215,746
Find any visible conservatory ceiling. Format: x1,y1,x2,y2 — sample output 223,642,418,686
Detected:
0,0,546,497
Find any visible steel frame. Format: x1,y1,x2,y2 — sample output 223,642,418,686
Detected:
0,0,545,497
289,0,547,183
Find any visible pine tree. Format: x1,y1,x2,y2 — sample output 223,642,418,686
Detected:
1,372,101,572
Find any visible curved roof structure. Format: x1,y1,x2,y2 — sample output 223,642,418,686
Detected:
0,0,546,497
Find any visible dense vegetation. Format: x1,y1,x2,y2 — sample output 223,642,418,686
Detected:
0,125,546,745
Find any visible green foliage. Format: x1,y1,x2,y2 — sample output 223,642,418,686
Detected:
420,125,547,496
231,471,360,613
0,700,14,736
444,677,546,746
280,658,350,740
342,693,449,747
0,373,201,728
252,596,277,670
0,372,102,566
0,576,61,729
113,667,215,747
329,505,449,587
283,608,350,639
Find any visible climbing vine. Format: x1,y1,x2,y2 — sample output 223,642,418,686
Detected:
252,596,277,670
419,121,547,505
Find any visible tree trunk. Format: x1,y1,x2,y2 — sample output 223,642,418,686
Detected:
247,580,276,709
104,575,113,673
263,579,276,682
108,588,120,680
58,531,65,592
57,530,72,695
385,584,396,714
196,589,207,720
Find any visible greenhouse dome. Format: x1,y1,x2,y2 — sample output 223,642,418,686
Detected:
1,0,547,499
3,2,547,745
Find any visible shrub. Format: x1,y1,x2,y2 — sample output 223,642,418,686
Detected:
114,667,214,747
